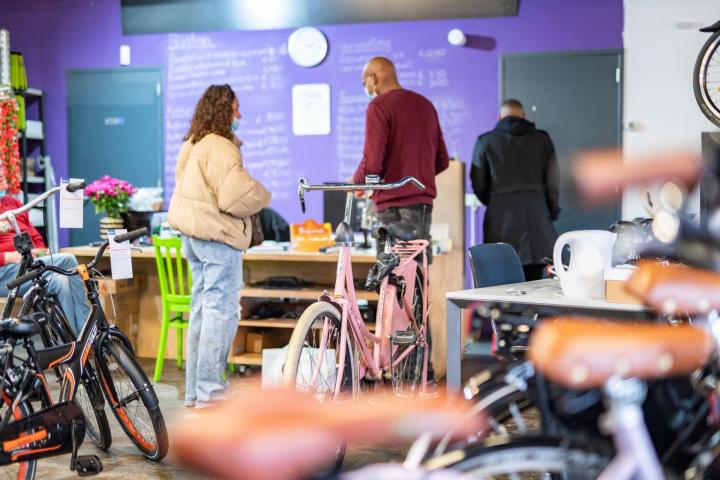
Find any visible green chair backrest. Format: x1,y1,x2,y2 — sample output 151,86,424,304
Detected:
153,235,191,298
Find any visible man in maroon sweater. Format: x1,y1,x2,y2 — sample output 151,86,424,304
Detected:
0,195,90,334
353,57,449,385
352,56,450,264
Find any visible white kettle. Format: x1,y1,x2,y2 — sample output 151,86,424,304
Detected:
553,230,616,299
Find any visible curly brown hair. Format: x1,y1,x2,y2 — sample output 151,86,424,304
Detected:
184,84,236,144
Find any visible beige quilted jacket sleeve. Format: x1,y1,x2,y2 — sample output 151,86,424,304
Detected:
206,140,271,218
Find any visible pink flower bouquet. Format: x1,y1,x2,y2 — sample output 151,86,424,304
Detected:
85,176,137,218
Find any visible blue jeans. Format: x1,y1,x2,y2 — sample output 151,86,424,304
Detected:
0,253,91,334
182,236,243,406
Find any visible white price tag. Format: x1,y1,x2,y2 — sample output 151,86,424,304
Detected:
107,229,133,280
59,178,84,229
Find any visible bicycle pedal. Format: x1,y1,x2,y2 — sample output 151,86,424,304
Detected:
72,455,103,476
391,331,416,345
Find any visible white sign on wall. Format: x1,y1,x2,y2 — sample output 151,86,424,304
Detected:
292,83,331,136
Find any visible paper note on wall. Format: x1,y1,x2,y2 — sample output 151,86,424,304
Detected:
292,83,331,136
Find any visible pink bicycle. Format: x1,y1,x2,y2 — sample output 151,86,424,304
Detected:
283,176,430,401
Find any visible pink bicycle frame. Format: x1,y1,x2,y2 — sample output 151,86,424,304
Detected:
320,239,429,397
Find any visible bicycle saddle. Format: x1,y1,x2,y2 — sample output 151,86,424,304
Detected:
626,261,720,315
0,314,42,338
529,318,713,390
374,222,419,242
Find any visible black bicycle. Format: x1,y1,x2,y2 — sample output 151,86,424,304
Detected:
0,314,101,480
5,227,169,462
0,183,112,453
694,20,720,127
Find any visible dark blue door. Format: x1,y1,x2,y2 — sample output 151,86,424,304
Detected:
67,68,163,246
501,50,623,234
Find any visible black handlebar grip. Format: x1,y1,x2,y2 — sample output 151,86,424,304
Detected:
7,269,42,290
66,181,86,193
113,227,148,244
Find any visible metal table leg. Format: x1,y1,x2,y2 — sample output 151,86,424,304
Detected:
445,299,462,392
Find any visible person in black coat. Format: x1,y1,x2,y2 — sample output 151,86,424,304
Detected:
470,99,560,281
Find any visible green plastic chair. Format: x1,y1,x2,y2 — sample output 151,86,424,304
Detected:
153,235,191,383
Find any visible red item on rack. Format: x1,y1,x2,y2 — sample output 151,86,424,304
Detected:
0,100,20,194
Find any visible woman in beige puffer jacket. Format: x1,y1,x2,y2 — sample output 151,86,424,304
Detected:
169,84,270,407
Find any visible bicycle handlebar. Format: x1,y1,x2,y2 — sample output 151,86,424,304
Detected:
298,176,425,193
297,176,425,213
6,269,42,290
5,227,148,290
0,181,85,223
112,227,148,244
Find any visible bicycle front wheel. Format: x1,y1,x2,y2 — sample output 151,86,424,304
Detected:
694,30,720,127
427,437,610,479
96,340,168,461
283,301,358,401
283,301,357,476
0,395,36,480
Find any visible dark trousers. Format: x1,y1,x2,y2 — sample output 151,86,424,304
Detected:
375,204,433,263
523,264,545,281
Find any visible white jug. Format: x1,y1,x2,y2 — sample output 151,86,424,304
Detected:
553,230,616,299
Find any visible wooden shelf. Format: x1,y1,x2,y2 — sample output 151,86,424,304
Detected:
238,319,298,329
241,287,379,302
228,352,262,365
244,250,377,264
238,318,376,331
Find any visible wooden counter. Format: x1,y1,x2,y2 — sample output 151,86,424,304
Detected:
62,245,463,378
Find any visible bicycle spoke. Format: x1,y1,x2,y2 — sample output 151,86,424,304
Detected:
509,402,527,435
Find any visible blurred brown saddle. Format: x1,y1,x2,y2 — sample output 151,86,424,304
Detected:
529,318,713,389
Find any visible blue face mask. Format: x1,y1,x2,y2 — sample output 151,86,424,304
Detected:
231,118,240,133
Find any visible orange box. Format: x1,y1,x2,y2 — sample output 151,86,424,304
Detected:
290,219,335,252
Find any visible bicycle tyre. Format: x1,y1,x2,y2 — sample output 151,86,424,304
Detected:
283,301,358,399
426,437,610,479
0,395,36,480
96,340,168,461
429,373,537,459
283,301,357,474
693,30,720,127
38,304,112,451
389,265,426,396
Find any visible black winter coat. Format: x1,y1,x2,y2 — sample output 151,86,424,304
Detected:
470,116,560,265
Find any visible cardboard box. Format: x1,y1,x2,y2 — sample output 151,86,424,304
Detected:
99,291,140,318
95,274,146,295
246,332,264,354
112,313,138,349
245,331,286,354
604,266,643,305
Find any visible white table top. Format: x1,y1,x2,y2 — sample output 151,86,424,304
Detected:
447,279,650,313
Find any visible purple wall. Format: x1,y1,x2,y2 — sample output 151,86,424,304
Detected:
0,0,623,251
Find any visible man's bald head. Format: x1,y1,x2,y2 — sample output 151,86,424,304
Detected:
362,56,401,97
499,99,525,119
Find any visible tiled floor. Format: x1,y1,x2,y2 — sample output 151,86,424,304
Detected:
31,355,494,479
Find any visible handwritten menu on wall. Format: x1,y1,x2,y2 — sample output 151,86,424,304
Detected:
164,23,480,224
165,32,294,206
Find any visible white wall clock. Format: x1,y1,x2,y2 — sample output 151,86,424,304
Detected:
288,27,328,68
